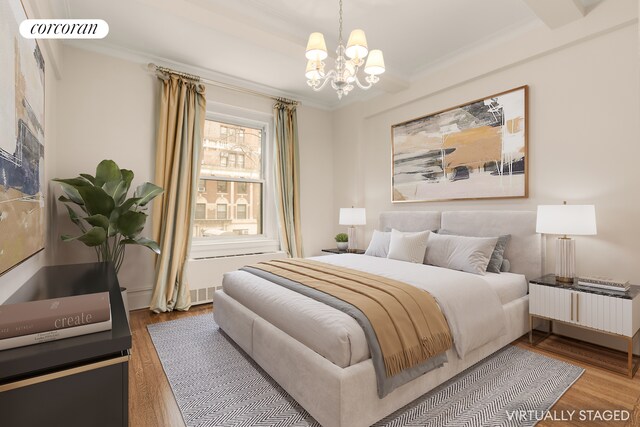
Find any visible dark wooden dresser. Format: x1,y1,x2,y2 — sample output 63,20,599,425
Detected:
0,263,132,427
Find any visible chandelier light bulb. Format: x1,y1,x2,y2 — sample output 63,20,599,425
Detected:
345,29,368,60
364,49,385,75
305,32,328,61
305,60,324,80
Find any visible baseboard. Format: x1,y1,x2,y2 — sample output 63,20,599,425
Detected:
127,287,152,311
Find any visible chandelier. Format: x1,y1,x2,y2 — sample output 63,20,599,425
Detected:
304,0,385,99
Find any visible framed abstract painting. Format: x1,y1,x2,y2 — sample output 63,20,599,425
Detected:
391,86,527,203
0,0,46,274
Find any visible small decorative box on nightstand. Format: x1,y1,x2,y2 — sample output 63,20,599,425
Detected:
529,274,640,378
321,248,365,255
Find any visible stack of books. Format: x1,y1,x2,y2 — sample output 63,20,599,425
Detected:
577,277,630,293
0,287,111,351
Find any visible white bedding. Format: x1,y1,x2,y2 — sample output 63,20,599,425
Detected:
481,272,528,305
222,254,509,369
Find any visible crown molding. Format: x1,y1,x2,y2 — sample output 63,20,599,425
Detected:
62,40,334,111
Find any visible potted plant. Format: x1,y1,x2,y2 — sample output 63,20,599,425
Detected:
335,233,349,251
54,160,163,317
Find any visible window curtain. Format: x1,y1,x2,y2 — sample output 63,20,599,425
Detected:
273,102,303,258
150,74,206,313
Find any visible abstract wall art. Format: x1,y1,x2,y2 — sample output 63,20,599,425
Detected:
0,0,46,274
391,86,527,203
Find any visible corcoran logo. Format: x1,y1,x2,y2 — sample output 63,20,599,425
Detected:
19,19,109,39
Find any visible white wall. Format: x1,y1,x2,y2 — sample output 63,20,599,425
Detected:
53,46,334,309
332,6,640,285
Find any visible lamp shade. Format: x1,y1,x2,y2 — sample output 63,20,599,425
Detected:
305,60,324,80
364,50,385,75
536,204,597,235
305,32,328,61
345,29,368,59
339,208,366,226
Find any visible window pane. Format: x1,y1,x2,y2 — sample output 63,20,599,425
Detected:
216,204,227,220
237,203,247,220
195,203,206,219
193,180,262,237
201,120,261,180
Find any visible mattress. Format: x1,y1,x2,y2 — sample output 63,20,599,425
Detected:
222,254,513,370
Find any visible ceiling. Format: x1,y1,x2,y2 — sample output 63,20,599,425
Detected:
51,0,601,108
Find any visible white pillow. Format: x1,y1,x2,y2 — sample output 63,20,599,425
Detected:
387,229,430,264
364,230,391,258
425,233,498,275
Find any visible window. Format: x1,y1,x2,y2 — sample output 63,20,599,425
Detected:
194,118,264,239
236,182,248,194
236,203,247,220
195,203,207,219
216,203,228,220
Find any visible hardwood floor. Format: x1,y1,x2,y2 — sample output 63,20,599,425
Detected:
129,306,640,426
129,305,211,427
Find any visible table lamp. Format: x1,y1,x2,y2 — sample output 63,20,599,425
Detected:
536,202,597,283
339,207,366,253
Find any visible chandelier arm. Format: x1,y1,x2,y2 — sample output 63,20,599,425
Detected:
354,74,374,90
311,73,337,92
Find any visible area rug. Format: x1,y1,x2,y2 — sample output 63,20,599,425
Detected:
148,315,584,427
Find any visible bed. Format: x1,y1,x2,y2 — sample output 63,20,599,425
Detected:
214,211,541,427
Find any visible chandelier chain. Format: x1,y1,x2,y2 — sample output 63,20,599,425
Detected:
338,0,343,44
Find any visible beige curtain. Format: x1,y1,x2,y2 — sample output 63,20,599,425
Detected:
150,74,206,312
273,102,303,258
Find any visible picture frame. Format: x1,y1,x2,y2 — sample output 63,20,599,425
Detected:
0,0,46,275
391,86,528,203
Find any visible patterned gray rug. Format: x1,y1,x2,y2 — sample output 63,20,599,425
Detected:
148,315,584,427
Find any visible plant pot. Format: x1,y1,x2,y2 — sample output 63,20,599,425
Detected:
120,286,130,324
336,242,348,251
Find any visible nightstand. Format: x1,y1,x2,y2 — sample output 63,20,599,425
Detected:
321,248,365,254
529,274,640,378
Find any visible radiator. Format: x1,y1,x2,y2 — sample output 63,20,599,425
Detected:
186,252,287,305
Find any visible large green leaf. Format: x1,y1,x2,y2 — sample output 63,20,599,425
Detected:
134,182,163,206
121,237,161,254
117,169,134,204
84,214,110,231
106,209,120,237
59,183,85,206
77,186,115,217
61,226,106,247
79,174,96,185
116,211,147,238
53,177,93,188
95,160,121,187
63,204,85,231
118,197,142,212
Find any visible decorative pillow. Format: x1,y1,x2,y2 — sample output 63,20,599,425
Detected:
425,233,498,275
364,230,391,258
500,259,511,273
387,229,430,264
438,230,510,274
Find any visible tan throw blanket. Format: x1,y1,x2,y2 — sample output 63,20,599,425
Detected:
249,258,453,377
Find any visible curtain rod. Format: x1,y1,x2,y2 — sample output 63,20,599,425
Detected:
147,63,299,106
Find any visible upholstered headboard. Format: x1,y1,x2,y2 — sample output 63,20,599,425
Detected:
379,211,542,281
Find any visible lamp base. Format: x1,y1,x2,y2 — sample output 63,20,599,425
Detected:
347,226,357,253
555,237,575,283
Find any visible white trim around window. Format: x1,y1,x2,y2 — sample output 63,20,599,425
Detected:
190,102,280,259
